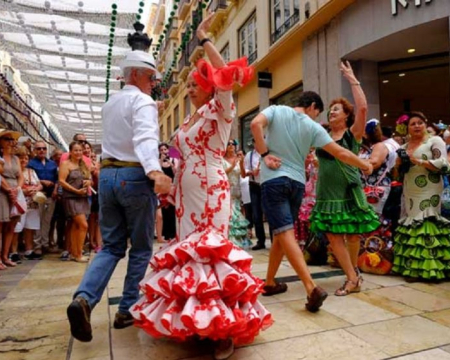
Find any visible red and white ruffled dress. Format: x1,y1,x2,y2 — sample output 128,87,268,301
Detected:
130,59,273,345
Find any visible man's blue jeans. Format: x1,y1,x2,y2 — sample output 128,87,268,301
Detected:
74,167,157,315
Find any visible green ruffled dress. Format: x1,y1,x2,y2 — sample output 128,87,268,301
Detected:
310,130,380,234
393,136,450,280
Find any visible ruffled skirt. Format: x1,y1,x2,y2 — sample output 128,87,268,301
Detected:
310,198,380,234
393,210,450,280
130,229,273,345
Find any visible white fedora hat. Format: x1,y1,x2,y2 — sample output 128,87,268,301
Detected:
119,50,161,78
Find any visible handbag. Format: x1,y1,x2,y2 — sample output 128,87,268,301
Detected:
303,232,329,266
10,188,27,217
357,236,393,275
363,166,389,205
33,191,47,204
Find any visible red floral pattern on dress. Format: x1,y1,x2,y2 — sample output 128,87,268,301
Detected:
131,87,273,345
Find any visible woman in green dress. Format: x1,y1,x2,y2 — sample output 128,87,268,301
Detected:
309,61,380,296
393,112,450,281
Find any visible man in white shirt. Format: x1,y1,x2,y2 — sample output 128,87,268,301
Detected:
243,141,268,250
67,46,171,342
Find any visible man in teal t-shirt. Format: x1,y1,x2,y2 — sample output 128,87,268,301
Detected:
251,91,372,313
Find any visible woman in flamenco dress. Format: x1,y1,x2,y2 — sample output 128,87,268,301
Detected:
130,12,273,360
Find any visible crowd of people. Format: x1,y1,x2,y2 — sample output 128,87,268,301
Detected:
0,132,102,268
60,11,450,360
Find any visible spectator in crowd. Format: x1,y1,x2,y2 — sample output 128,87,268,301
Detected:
49,148,66,255
0,129,23,267
158,142,177,242
359,119,392,215
11,146,43,262
239,154,253,240
27,141,59,255
223,139,251,248
392,112,450,282
18,136,34,157
59,141,91,263
243,139,267,250
88,148,102,252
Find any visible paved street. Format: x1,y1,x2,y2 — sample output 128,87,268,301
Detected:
3,243,450,360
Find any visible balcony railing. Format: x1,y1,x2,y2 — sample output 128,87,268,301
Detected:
270,10,300,45
208,0,228,12
247,51,257,65
178,0,191,20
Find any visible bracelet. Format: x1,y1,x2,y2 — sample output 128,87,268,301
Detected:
200,38,211,46
351,82,361,86
260,150,270,158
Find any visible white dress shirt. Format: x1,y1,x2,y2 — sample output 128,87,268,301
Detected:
101,85,161,175
244,149,261,183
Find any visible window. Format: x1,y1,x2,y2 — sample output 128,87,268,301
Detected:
270,0,300,44
174,105,179,130
167,116,172,140
239,13,257,64
240,108,259,153
220,43,230,64
184,95,191,118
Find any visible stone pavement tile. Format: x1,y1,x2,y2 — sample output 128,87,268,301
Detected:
272,281,306,302
320,294,399,325
441,345,450,353
255,299,351,344
0,304,68,330
347,315,450,357
422,309,450,328
394,349,450,359
253,300,324,344
361,273,406,287
1,293,73,310
71,322,110,360
253,329,386,360
1,343,68,360
371,286,450,312
406,282,450,300
184,346,265,360
353,291,422,317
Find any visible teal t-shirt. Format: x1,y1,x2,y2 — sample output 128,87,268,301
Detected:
260,105,333,184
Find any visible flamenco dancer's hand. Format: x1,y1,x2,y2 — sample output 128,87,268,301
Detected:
149,171,172,194
340,60,358,84
197,11,215,39
264,154,282,170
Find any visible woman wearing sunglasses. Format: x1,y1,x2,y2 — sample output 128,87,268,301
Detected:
0,129,23,269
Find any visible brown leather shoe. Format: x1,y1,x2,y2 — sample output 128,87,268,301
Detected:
67,296,92,342
305,286,328,313
113,312,135,329
262,282,288,297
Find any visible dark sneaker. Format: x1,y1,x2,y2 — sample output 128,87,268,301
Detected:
262,282,288,297
24,252,43,260
9,253,21,264
67,296,93,342
113,312,135,329
251,244,266,251
305,286,328,313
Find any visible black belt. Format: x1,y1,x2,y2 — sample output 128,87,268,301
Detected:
101,158,142,169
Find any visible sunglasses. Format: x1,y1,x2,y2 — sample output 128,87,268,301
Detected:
1,137,15,142
36,147,47,151
227,142,235,146
77,140,87,144
147,74,157,82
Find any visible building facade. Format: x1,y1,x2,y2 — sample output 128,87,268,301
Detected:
157,0,448,146
303,0,449,126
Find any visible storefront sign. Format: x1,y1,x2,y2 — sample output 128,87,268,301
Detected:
258,72,272,89
392,0,433,16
